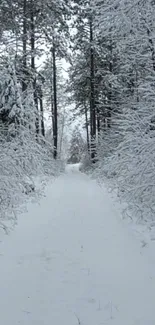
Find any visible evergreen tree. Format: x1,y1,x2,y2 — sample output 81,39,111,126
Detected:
0,61,23,138
68,126,84,163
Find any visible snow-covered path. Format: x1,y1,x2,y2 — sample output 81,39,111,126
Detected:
0,165,155,325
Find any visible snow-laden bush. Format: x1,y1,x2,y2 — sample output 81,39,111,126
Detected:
94,96,155,222
0,61,62,231
79,150,92,172
0,132,59,230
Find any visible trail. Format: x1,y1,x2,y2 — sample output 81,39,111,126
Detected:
0,164,155,325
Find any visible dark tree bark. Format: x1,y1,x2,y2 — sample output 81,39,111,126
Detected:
52,40,58,159
22,0,27,92
84,102,90,152
30,0,39,135
49,54,55,138
96,104,100,135
107,41,113,128
89,16,96,161
51,93,54,138
38,86,45,136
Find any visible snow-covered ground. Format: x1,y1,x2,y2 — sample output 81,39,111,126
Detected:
0,165,155,325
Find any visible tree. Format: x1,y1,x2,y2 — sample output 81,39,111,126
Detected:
90,0,155,220
69,0,97,161
0,59,58,230
0,61,23,137
0,0,72,228
68,126,84,163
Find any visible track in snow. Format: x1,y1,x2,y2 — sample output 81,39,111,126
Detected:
0,164,155,325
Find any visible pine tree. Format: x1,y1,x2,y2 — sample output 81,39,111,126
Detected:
0,61,23,138
68,126,84,164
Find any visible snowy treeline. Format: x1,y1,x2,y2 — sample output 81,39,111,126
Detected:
94,0,155,221
0,60,56,229
0,0,71,228
1,0,155,223
68,0,155,221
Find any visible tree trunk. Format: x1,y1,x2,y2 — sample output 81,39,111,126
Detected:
30,0,39,135
52,40,58,159
22,0,27,93
49,54,54,139
51,96,54,138
89,16,96,161
84,102,90,152
59,113,65,158
39,86,45,136
107,41,112,128
96,105,100,135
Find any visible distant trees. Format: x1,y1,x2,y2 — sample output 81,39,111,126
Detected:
68,0,98,161
40,55,69,160
68,126,85,164
68,0,119,161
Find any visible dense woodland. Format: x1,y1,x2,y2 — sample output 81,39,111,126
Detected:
69,0,155,222
0,0,155,226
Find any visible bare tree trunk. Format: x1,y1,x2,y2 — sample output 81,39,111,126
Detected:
90,98,93,140
107,40,112,128
30,0,39,135
51,97,54,137
22,0,27,92
59,113,65,158
90,16,96,161
39,86,45,136
50,54,54,138
84,102,90,152
52,39,58,159
96,105,100,135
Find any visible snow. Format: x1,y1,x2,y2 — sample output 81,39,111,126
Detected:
0,165,155,325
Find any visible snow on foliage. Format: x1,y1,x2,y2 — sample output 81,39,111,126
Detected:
0,60,62,231
67,126,85,164
96,106,155,222
85,0,155,222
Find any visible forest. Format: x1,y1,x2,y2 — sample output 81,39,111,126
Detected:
0,0,155,227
